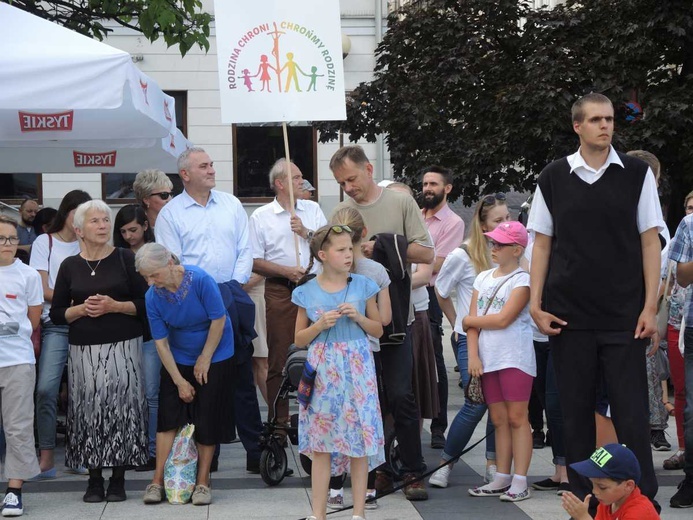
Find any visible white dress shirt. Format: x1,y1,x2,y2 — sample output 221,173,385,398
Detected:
249,198,327,269
155,189,252,284
527,146,665,237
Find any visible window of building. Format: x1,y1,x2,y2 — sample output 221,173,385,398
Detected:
233,124,317,202
102,90,187,203
0,174,42,205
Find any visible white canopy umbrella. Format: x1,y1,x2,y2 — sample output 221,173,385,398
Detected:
0,3,179,144
0,129,191,173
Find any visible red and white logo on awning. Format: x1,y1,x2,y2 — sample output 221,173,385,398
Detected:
73,151,117,168
140,79,149,105
19,110,74,132
164,100,172,122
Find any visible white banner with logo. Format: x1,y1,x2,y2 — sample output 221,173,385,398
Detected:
213,0,346,123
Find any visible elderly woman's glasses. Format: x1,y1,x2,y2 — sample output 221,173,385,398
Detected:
320,225,353,250
151,192,173,200
0,236,20,245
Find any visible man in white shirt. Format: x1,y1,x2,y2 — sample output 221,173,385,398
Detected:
249,159,326,424
527,93,663,513
156,147,261,473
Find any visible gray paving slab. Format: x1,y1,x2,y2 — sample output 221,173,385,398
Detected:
6,319,691,519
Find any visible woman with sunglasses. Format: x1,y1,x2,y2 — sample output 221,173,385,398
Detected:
429,192,509,489
113,204,159,472
133,169,174,231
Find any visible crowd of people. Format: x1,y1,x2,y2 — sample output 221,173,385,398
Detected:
0,93,692,520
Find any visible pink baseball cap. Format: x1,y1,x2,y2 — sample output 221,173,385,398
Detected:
483,221,528,248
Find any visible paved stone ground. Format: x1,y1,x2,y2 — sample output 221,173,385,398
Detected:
11,320,689,519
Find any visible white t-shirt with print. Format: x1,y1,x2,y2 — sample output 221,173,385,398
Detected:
29,233,80,321
473,267,535,377
0,259,43,367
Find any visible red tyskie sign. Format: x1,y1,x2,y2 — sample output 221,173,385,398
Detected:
19,110,74,132
73,151,117,168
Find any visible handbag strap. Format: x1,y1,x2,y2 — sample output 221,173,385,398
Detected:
480,269,526,316
310,276,353,370
662,260,674,305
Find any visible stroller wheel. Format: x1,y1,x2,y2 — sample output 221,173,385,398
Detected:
299,453,312,475
260,442,288,486
385,430,404,479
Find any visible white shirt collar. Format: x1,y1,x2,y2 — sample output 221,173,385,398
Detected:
181,189,216,208
271,197,305,214
567,145,623,174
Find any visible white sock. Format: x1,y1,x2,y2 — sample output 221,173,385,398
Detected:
330,488,343,498
508,474,528,495
487,472,512,489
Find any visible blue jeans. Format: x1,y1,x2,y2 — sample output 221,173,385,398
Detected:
35,320,69,451
545,348,566,466
442,334,496,462
142,339,161,458
682,328,693,478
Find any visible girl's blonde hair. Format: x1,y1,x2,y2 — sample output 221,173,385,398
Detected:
466,196,507,273
330,207,365,244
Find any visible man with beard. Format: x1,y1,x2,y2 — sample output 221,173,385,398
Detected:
16,198,39,253
421,167,465,448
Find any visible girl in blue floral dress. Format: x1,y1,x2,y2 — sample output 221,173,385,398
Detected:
292,224,385,520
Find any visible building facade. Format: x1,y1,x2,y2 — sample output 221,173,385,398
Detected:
1,0,392,218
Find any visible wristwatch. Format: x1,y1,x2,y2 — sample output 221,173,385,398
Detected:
306,230,314,241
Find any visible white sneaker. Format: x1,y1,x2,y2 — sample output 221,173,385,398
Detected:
365,490,378,510
484,464,497,484
1,492,23,517
429,465,451,488
326,493,343,510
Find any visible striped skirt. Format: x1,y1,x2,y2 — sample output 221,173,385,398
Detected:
65,337,148,469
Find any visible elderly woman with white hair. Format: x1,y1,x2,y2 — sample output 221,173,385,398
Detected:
49,200,149,504
133,168,174,229
135,243,235,507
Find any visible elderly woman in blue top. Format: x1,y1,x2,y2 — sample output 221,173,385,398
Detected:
135,243,235,507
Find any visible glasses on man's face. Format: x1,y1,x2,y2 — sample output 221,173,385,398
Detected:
0,236,20,246
151,192,173,200
320,225,353,250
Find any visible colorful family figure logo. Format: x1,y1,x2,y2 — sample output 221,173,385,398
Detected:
235,22,324,93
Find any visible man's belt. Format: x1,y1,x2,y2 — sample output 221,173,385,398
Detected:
266,277,297,290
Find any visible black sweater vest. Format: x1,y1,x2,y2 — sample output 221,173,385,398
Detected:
537,153,648,330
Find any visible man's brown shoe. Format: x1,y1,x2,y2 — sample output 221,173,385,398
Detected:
374,471,394,497
403,473,428,501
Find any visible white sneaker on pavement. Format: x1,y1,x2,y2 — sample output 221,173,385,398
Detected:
429,465,451,488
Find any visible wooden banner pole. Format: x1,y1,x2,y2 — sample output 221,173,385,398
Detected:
282,121,301,267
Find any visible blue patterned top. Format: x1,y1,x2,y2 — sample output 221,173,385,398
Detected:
146,265,234,366
669,214,693,325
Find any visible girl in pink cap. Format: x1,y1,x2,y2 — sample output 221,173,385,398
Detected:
463,221,536,503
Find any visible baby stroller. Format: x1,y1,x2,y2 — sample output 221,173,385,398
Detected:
258,345,402,486
258,344,312,486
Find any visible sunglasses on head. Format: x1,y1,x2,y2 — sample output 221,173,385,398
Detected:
320,225,353,250
482,192,507,205
151,191,173,200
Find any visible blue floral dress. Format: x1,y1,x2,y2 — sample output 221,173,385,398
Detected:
291,274,385,475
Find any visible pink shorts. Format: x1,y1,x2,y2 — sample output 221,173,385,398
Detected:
481,368,534,404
